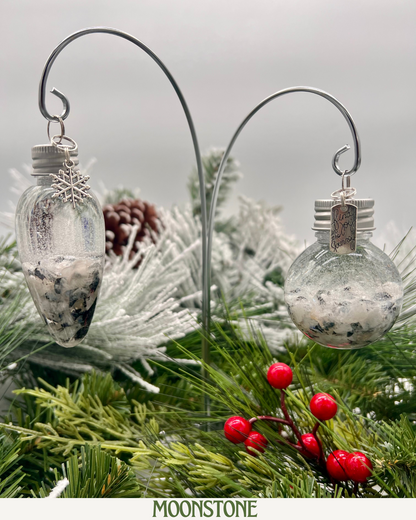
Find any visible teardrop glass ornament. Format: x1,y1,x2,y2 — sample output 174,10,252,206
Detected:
15,144,105,348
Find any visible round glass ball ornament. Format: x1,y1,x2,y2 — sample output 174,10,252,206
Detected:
284,198,403,349
15,144,105,348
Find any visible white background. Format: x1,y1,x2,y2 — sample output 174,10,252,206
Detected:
1,0,416,246
0,497,413,517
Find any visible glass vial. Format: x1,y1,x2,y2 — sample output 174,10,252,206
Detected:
15,144,105,348
284,199,403,349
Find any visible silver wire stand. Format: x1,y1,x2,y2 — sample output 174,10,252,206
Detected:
206,86,362,342
38,27,211,416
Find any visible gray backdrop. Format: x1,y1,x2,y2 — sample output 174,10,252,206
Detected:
1,0,415,246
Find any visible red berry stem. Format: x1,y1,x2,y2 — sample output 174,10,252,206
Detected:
249,416,302,450
257,394,327,463
250,415,303,452
276,439,303,451
249,416,291,426
280,390,307,451
312,422,325,464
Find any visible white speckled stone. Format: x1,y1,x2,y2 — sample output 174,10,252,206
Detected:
285,232,404,349
23,255,103,347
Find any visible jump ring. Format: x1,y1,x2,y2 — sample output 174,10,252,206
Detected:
50,134,78,152
47,116,65,143
331,187,356,200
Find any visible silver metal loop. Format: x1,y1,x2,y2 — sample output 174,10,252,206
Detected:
331,187,357,200
341,171,347,191
50,134,78,152
47,116,65,143
331,170,356,203
63,147,75,167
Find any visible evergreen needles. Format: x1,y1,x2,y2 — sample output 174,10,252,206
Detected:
188,148,242,219
2,314,416,498
2,152,416,498
37,445,142,498
0,434,25,498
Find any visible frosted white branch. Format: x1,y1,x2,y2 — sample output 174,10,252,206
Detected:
46,478,69,498
1,159,309,385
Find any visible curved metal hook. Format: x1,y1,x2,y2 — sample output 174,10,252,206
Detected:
205,86,361,329
332,144,351,175
38,28,210,401
47,88,70,121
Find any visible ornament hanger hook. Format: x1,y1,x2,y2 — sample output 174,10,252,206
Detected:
205,86,362,331
49,88,70,121
332,144,353,177
38,27,210,411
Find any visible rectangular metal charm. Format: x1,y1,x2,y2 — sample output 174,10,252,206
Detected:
330,202,358,254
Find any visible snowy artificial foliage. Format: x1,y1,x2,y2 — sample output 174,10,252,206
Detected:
156,205,206,310
187,149,304,348
3,164,416,500
0,165,33,229
1,226,201,391
2,197,301,384
0,166,204,389
209,196,302,350
0,152,303,385
379,224,416,328
16,150,416,384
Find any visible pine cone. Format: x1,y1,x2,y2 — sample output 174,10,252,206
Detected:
103,198,159,265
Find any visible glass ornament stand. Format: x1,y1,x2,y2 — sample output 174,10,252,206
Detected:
36,27,210,412
205,87,402,351
206,86,361,328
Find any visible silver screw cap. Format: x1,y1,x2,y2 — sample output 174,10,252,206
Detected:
312,198,375,231
31,144,79,176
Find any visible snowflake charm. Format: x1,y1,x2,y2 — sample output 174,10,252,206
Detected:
50,162,92,208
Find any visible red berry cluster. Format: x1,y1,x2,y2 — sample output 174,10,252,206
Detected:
224,416,268,456
326,450,373,483
223,362,373,488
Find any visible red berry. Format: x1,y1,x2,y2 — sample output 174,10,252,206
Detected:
345,452,373,483
244,431,268,456
297,433,320,458
267,363,293,389
310,393,337,421
224,416,252,444
326,450,349,481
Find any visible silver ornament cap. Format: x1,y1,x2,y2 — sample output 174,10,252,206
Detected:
313,198,375,231
31,144,79,176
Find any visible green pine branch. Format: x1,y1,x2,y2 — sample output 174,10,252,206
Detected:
0,434,25,498
3,312,416,497
36,445,141,498
188,148,242,219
